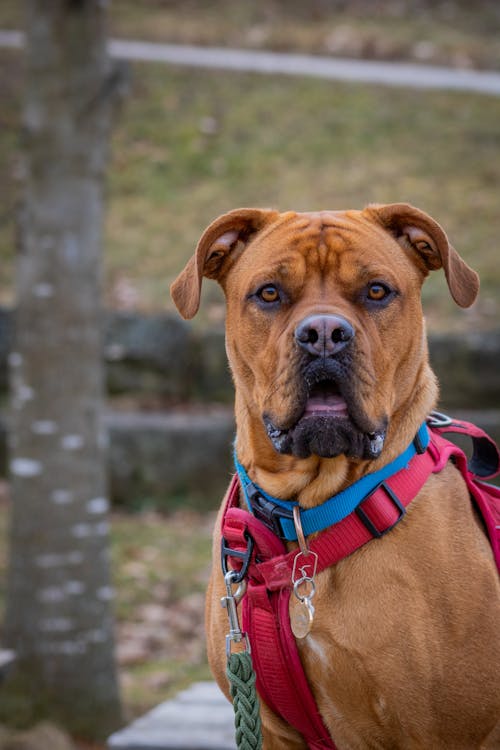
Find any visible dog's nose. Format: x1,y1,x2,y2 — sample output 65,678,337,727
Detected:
295,314,355,357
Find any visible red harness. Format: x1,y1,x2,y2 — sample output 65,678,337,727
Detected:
220,419,500,749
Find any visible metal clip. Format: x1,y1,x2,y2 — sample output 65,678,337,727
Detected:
293,575,316,603
221,531,254,584
290,504,318,637
427,410,453,428
291,549,318,586
221,570,250,657
291,505,318,585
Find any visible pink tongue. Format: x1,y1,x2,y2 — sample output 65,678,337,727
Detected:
303,392,348,417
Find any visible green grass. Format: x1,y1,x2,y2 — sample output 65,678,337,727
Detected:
1,3,500,332
105,63,500,331
2,52,500,331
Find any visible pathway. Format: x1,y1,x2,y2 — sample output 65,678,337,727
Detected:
107,681,236,750
1,30,500,95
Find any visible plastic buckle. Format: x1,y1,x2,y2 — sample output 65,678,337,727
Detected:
355,481,406,539
413,429,428,454
221,531,254,585
246,482,294,539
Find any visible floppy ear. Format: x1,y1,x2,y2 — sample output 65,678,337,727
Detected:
170,208,279,319
365,202,479,308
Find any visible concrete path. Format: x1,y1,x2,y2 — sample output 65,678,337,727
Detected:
107,681,236,750
1,30,500,96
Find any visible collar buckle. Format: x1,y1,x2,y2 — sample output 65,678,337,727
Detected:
246,482,294,539
355,480,406,539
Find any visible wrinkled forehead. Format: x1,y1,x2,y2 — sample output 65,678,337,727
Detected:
231,209,405,282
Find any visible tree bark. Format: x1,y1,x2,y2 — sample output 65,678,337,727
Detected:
3,0,123,738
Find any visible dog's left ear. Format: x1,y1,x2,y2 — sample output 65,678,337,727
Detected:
171,208,279,319
366,202,479,308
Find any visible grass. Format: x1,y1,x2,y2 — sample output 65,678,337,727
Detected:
105,64,500,331
111,507,215,718
1,8,500,331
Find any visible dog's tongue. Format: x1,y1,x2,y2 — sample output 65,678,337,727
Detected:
303,384,348,418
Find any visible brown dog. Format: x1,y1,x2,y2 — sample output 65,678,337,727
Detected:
171,203,500,749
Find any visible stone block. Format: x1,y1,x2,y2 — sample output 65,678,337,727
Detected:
429,330,500,410
106,408,235,510
105,312,198,401
0,308,497,408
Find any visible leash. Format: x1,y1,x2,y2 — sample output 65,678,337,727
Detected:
226,651,262,750
222,568,262,749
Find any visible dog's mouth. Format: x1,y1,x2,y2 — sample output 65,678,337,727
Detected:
264,373,386,461
302,380,349,419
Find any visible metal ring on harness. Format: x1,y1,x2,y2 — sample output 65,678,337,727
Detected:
427,410,453,428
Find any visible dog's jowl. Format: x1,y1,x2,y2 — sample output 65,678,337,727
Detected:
172,203,500,750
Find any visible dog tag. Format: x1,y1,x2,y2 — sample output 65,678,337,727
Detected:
290,511,318,640
290,595,314,639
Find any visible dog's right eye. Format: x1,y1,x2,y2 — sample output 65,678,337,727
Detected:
256,285,280,304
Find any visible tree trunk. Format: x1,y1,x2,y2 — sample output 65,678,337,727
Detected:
3,0,122,738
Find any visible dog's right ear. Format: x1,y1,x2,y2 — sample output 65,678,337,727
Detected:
170,208,279,319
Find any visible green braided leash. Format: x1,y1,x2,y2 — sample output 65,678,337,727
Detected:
227,650,263,750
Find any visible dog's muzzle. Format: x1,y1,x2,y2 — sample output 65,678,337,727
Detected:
264,314,387,460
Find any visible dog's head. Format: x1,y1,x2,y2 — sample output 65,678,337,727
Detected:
171,204,478,465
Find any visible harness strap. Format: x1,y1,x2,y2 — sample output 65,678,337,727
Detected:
223,476,336,748
220,419,500,749
243,587,334,748
430,423,500,568
431,417,500,479
224,445,437,592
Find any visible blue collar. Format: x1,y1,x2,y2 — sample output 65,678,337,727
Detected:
234,422,430,541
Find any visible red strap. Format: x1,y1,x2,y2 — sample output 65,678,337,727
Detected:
431,418,500,479
430,427,500,571
256,446,437,591
243,586,335,748
223,476,336,747
220,422,500,748
221,448,437,749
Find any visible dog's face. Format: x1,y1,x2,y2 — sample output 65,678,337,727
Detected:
172,204,478,464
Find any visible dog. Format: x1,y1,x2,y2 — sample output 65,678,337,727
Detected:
171,203,500,749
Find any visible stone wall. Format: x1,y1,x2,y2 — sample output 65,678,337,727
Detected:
1,309,499,508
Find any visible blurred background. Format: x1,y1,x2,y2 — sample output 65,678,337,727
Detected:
0,1,499,748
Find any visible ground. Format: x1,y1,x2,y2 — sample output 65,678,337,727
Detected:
111,508,214,718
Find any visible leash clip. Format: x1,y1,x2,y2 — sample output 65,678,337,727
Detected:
221,570,251,656
221,530,254,585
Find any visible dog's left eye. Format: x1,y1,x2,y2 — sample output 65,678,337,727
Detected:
367,283,391,302
257,285,280,304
